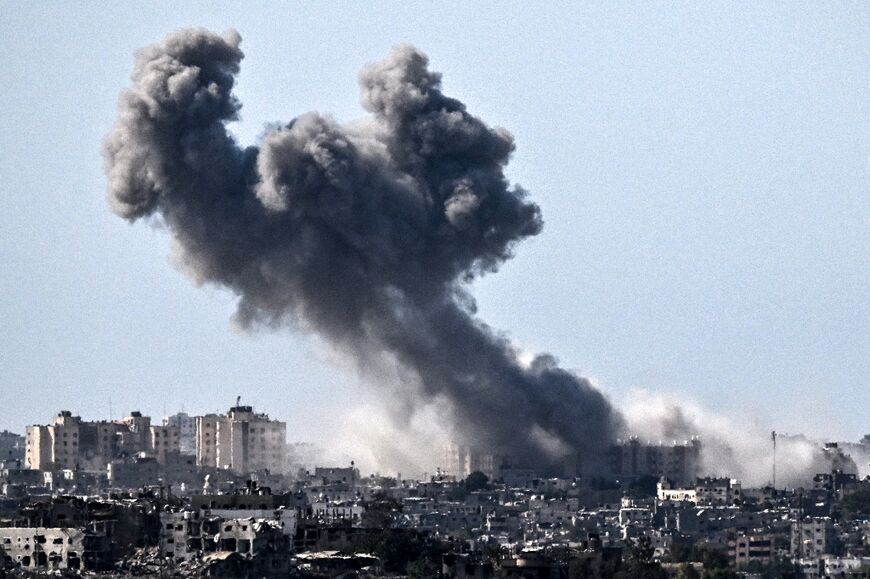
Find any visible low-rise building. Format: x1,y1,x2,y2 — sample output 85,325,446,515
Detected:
728,533,773,565
695,477,741,506
657,478,698,503
0,526,110,571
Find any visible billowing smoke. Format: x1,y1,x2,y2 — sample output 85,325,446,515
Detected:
623,391,864,487
104,28,622,471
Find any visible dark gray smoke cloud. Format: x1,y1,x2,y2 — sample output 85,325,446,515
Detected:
105,28,622,471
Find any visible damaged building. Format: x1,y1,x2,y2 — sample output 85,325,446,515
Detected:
25,410,180,472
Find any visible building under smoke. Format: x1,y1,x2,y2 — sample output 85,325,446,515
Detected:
444,437,702,484
608,437,702,485
442,443,512,480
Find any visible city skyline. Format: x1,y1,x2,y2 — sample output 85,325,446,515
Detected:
1,2,867,451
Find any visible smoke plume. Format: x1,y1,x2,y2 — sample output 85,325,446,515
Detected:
105,29,622,471
623,391,864,487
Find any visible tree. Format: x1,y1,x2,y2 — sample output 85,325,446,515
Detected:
464,471,489,492
691,544,729,570
614,538,667,579
668,540,695,563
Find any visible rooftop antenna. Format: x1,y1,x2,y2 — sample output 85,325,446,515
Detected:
109,395,113,422
771,430,777,489
236,395,241,407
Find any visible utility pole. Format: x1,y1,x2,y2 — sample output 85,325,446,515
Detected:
771,430,777,489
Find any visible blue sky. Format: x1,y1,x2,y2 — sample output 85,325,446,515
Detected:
0,2,867,442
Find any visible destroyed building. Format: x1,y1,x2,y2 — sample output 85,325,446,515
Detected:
0,494,161,572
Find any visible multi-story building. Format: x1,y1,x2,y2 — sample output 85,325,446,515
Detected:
0,430,24,463
609,437,702,485
695,477,742,506
148,424,180,465
442,443,511,479
728,533,773,565
164,412,196,454
657,478,697,503
196,405,286,475
25,410,179,472
27,412,134,471
118,411,151,456
0,526,111,571
792,517,836,559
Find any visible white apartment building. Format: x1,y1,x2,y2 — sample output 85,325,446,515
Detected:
196,405,286,475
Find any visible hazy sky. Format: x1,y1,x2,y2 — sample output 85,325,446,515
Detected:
1,2,867,443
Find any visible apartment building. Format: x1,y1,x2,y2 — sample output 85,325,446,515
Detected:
609,437,702,485
196,405,286,475
25,411,179,472
164,412,196,454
